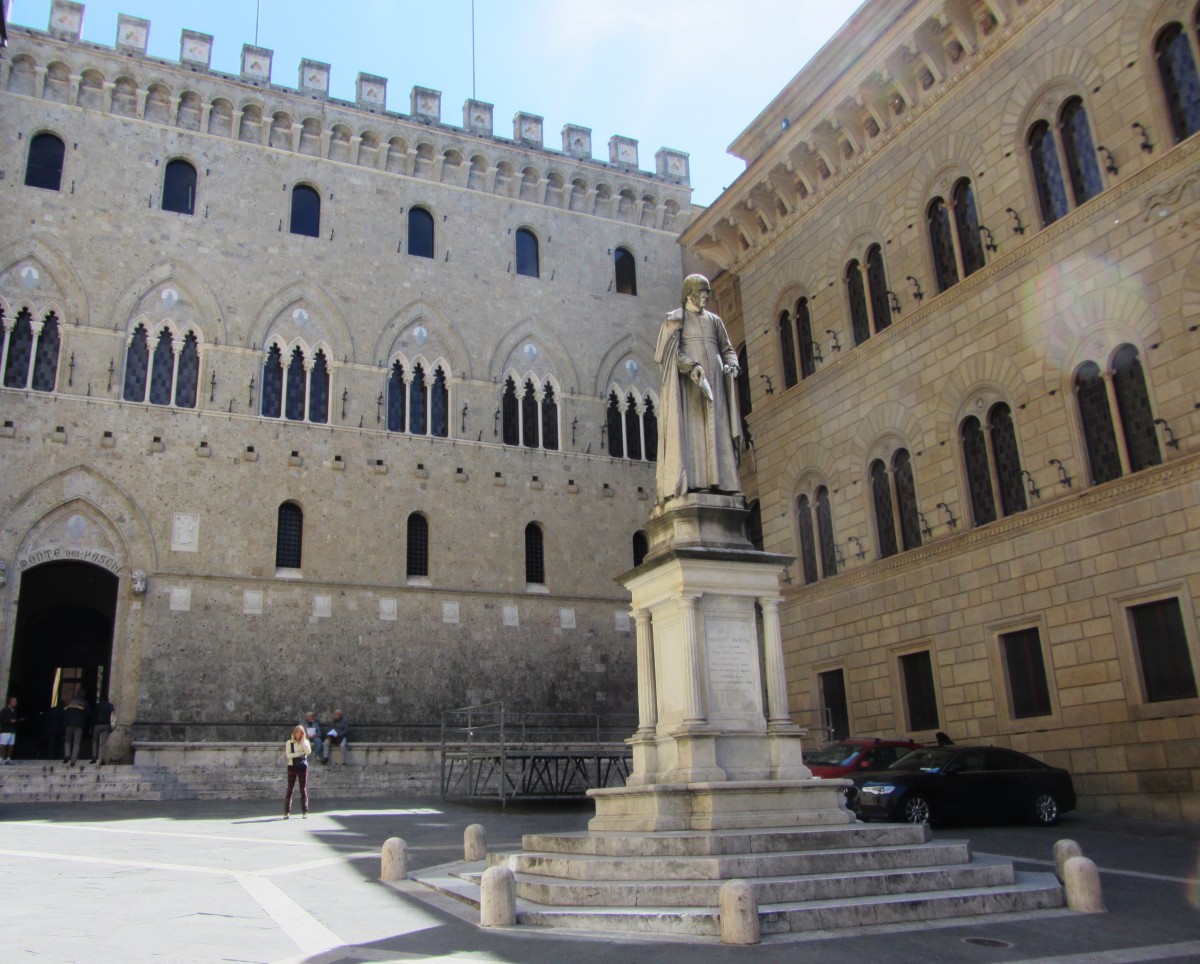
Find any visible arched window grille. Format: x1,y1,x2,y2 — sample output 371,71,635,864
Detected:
521,379,539,448
1059,97,1103,205
928,179,985,292
870,449,924,558
779,310,798,388
408,207,434,258
541,382,559,451
606,391,624,457
953,179,986,277
175,332,200,408
961,416,997,526
148,328,175,405
308,350,329,424
123,324,150,401
502,377,519,445
797,494,819,585
1155,21,1200,142
893,449,922,551
515,227,539,277
430,367,448,437
815,486,837,577
796,297,816,379
285,347,307,420
614,246,637,295
1029,98,1103,227
643,395,658,462
632,531,649,568
3,309,34,388
624,392,642,460
1076,361,1121,485
387,361,406,432
1112,345,1162,473
847,260,871,346
406,513,429,578
525,522,545,585
161,159,197,215
991,403,1027,516
927,197,959,291
261,345,283,418
1075,345,1163,486
25,133,65,191
275,502,303,569
290,184,321,237
1029,120,1069,225
29,311,60,392
866,245,891,334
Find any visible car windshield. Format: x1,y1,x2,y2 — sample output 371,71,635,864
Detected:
804,743,862,766
888,747,957,772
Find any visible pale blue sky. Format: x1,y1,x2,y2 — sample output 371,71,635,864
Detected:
8,0,861,205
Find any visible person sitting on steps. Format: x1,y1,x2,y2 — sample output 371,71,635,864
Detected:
322,709,349,764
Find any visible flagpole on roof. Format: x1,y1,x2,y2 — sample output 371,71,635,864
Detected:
255,0,261,47
471,0,476,101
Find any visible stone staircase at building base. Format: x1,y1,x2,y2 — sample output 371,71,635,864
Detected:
412,823,1065,939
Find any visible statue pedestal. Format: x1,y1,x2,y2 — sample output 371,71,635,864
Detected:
592,493,849,833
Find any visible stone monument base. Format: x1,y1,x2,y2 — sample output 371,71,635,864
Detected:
587,778,854,832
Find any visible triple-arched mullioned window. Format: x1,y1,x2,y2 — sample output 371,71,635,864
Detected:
604,390,657,461
261,341,331,423
387,360,449,437
123,323,200,408
1027,96,1103,227
1074,344,1161,485
1,306,60,391
501,376,559,449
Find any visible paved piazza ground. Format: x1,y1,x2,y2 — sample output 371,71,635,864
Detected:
1,794,1198,963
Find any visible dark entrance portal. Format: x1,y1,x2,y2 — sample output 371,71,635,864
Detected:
8,561,118,759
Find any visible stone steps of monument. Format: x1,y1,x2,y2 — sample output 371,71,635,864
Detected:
509,855,1016,907
0,763,186,803
499,838,974,881
520,822,931,857
509,872,1064,936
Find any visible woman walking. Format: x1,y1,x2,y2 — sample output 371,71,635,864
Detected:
284,724,311,818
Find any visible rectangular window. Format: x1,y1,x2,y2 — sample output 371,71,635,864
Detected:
819,669,850,741
1130,599,1198,702
1001,628,1052,718
900,650,939,731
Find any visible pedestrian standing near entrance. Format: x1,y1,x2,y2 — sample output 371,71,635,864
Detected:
90,695,115,765
0,696,22,764
62,690,90,766
283,725,311,819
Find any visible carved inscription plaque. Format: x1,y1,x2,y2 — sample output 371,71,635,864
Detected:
704,616,762,724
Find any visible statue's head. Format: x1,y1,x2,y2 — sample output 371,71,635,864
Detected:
681,274,712,307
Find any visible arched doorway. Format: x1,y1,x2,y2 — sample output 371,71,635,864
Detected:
7,561,118,759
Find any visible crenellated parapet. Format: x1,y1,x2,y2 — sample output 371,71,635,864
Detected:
11,1,691,231
684,0,1048,268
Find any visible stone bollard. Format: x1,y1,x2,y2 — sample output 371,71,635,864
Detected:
1053,839,1083,883
718,879,760,945
1063,855,1105,912
464,823,487,861
380,837,408,881
480,865,516,927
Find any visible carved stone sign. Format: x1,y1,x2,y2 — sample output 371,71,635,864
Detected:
704,616,763,724
16,545,122,576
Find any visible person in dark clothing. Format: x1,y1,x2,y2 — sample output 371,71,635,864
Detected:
62,691,90,766
0,697,22,764
90,696,115,764
322,709,350,764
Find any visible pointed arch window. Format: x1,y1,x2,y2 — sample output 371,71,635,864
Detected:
796,297,816,379
30,312,60,392
430,366,449,437
525,522,545,585
541,382,559,451
408,207,434,258
261,344,284,418
387,361,406,432
779,310,798,388
797,494,819,584
502,377,519,445
149,328,175,406
624,392,642,460
408,363,428,435
3,309,34,388
25,133,65,191
1155,21,1200,142
308,350,329,424
1076,345,1162,486
123,323,150,401
515,228,540,278
406,513,430,578
606,391,624,457
643,395,658,462
290,184,321,237
1029,97,1102,226
521,379,539,448
162,159,197,215
175,332,200,408
615,246,637,295
285,347,307,420
276,501,303,569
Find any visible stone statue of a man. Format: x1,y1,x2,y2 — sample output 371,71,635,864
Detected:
654,274,742,500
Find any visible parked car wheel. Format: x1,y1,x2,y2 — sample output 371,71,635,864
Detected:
1031,792,1059,826
902,793,931,824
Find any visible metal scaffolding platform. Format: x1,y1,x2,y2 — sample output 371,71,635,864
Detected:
440,703,635,805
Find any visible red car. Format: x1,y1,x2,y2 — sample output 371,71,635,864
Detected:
804,738,924,779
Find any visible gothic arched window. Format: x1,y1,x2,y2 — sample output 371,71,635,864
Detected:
387,361,406,432
308,350,329,424
430,366,448,437
162,158,197,215
25,133,65,191
606,391,624,458
261,345,283,418
515,227,539,278
541,382,559,451
290,184,321,237
502,377,519,445
408,207,434,258
175,332,200,408
123,324,150,401
30,311,60,392
285,347,307,420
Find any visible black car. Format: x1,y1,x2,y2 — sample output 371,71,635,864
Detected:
850,745,1075,826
